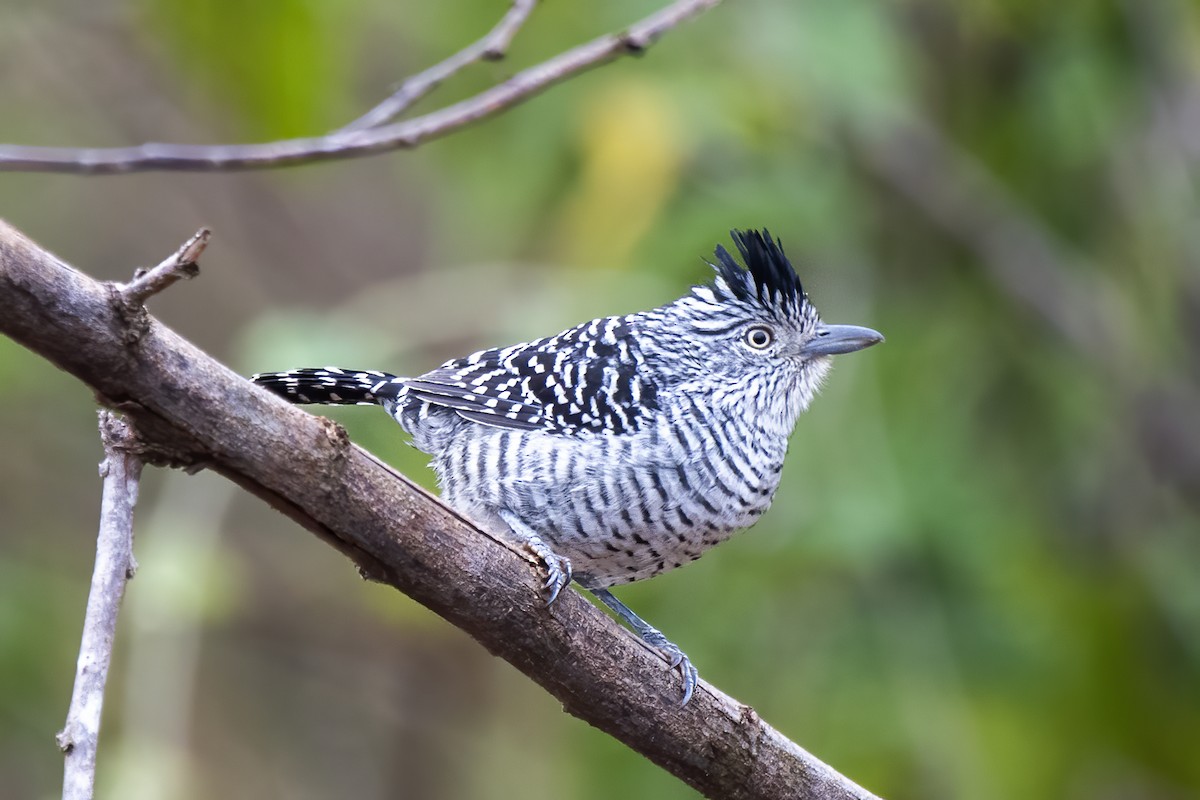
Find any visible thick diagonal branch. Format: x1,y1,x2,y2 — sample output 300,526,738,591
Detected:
0,220,880,800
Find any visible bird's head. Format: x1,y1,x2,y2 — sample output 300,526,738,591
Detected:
651,229,883,429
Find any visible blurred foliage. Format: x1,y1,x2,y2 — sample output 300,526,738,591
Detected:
2,0,1199,799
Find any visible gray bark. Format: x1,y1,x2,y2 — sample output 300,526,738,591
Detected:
56,413,142,800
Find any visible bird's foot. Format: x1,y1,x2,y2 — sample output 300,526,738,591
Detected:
586,586,699,706
499,509,572,605
539,550,573,606
641,629,698,706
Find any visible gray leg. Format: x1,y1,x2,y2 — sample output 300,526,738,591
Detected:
585,584,698,706
498,509,572,605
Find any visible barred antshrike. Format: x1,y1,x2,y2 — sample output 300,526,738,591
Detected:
253,229,883,704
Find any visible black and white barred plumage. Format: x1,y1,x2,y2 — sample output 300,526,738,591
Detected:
253,229,883,704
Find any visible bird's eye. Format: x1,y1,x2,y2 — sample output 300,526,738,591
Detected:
744,325,774,350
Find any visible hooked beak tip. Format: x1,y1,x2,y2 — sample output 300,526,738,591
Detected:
801,324,885,358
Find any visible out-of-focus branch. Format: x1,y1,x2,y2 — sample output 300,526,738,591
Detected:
1121,0,1200,169
340,0,538,132
57,412,143,800
851,119,1121,363
857,116,1200,504
0,219,881,799
0,0,722,174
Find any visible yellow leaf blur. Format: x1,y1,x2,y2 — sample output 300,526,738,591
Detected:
555,81,686,268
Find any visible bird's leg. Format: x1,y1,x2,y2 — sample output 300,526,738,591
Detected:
583,584,698,706
499,510,572,605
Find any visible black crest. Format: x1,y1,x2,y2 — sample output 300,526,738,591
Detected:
710,229,805,311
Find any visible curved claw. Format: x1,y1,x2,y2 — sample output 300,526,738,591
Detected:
677,656,698,707
642,630,698,706
542,554,573,606
496,510,573,607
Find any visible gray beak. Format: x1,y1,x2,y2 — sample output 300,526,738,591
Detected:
800,324,885,358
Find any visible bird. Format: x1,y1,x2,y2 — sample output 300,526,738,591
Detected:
252,229,883,705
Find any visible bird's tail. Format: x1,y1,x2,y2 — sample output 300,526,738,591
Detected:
251,367,402,405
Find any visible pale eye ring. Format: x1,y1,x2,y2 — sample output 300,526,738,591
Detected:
744,325,775,350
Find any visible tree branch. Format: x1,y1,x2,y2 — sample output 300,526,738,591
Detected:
120,228,210,307
0,0,721,174
57,411,143,800
340,0,538,132
0,219,881,799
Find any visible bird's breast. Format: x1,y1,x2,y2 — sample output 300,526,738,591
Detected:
432,411,789,586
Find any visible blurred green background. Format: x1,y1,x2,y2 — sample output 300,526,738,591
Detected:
2,0,1199,798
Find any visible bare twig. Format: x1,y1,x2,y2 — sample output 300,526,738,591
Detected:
340,0,538,132
57,412,143,800
0,220,880,800
0,0,722,174
121,228,210,306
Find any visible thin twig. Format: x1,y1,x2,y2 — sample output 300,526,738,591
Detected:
120,228,210,306
57,412,143,800
340,0,538,132
0,0,722,174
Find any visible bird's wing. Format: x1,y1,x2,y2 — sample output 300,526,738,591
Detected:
406,315,658,435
